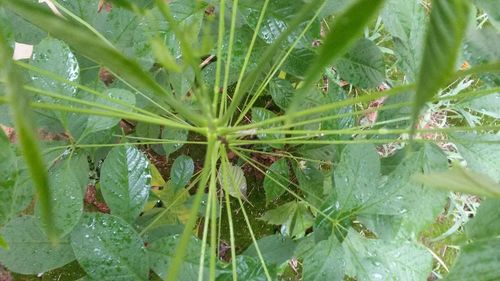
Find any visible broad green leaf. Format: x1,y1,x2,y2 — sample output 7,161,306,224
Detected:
0,129,17,225
329,144,447,238
364,144,448,237
85,88,136,134
147,235,209,281
334,38,385,88
169,68,195,99
30,37,79,102
1,0,202,123
220,0,326,124
243,234,296,266
202,25,267,88
170,155,194,189
217,255,272,281
464,92,500,118
162,127,188,156
293,161,324,206
465,199,500,240
263,158,290,202
1,9,45,45
303,237,344,281
70,213,149,281
450,133,500,182
463,26,500,86
413,0,471,122
288,0,386,112
320,84,355,141
260,201,314,238
150,163,166,187
252,107,284,147
239,0,319,47
0,30,55,240
381,0,426,81
269,78,294,110
333,144,380,211
343,230,432,281
281,48,315,78
218,163,248,200
444,237,500,281
0,216,75,274
414,164,500,198
100,145,151,223
35,154,85,238
298,144,341,162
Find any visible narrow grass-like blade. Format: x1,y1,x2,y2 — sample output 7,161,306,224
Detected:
412,0,471,129
0,31,56,241
0,0,205,126
287,0,386,115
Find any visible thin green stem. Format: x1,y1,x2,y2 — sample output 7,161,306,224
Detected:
227,0,271,125
220,147,238,281
165,133,220,281
213,0,226,115
219,0,240,119
235,5,324,126
30,101,205,133
223,85,415,134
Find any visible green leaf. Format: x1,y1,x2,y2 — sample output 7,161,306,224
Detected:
450,133,500,182
364,144,448,236
252,107,284,147
334,38,385,88
381,0,426,81
0,216,75,274
148,235,209,281
303,237,344,281
170,155,194,190
243,234,296,266
281,48,315,78
343,230,432,281
462,26,500,85
0,29,56,241
330,144,448,238
413,0,471,122
288,0,386,112
217,255,272,281
0,235,7,250
162,127,188,157
293,161,324,206
218,163,248,200
260,201,314,238
85,88,136,134
0,129,17,225
464,92,500,118
1,0,203,124
269,78,294,110
100,145,151,223
465,199,500,240
239,0,317,47
30,37,80,102
263,158,290,202
445,237,500,281
35,154,85,238
70,213,149,281
320,84,355,140
414,164,500,198
333,144,380,211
